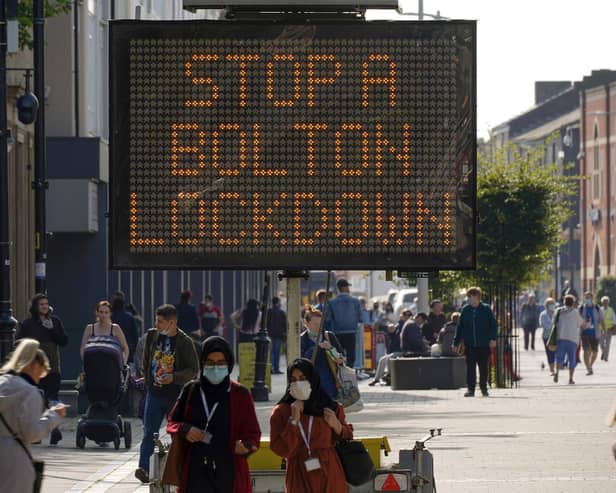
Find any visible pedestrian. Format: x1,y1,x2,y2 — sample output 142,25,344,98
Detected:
268,297,288,374
135,304,200,484
17,293,68,445
323,279,362,368
301,307,345,399
198,294,225,340
314,289,327,312
540,297,557,375
369,308,411,386
600,296,615,362
401,312,430,356
453,287,498,397
579,292,604,376
437,312,460,357
111,291,140,364
0,339,66,492
560,279,579,305
126,302,145,335
425,299,447,345
375,302,395,332
80,300,130,364
165,336,260,492
176,290,200,335
520,294,541,350
359,297,375,324
231,299,261,343
550,295,585,384
269,358,354,493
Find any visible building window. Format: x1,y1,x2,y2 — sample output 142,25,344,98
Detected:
593,123,600,200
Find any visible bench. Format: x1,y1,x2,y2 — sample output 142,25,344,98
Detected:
389,356,466,390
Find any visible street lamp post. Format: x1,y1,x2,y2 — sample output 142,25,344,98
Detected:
252,273,271,402
33,0,47,294
0,0,18,363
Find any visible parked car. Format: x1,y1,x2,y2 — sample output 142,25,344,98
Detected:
392,288,418,319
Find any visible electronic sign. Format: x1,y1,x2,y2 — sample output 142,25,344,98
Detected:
110,20,476,270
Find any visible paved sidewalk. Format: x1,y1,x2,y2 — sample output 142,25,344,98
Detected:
40,335,616,492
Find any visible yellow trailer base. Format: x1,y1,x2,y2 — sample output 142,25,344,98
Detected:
248,436,391,471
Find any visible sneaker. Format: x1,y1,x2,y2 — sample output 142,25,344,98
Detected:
481,390,489,397
49,428,62,445
368,380,378,387
586,369,594,376
135,468,149,484
464,391,475,397
568,380,575,385
553,372,558,383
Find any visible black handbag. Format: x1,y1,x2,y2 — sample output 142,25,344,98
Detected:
335,439,376,486
0,410,45,493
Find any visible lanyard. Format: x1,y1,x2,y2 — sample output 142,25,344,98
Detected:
199,388,219,432
298,415,314,456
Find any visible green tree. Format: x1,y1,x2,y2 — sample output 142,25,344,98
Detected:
17,0,72,50
595,276,616,305
472,138,579,288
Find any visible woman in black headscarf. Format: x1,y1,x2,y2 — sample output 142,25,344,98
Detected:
165,336,261,493
270,358,353,493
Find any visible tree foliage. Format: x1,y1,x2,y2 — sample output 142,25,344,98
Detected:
471,138,578,287
595,276,616,304
17,0,72,50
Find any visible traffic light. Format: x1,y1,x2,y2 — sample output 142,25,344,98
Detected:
16,90,39,125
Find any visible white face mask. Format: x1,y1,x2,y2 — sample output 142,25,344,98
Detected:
289,380,312,401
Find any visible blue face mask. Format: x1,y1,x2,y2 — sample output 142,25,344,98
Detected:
585,298,592,307
203,366,229,385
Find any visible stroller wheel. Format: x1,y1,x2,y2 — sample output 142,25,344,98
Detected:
113,432,121,450
76,429,85,449
124,421,132,449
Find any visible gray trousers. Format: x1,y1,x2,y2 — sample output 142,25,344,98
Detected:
600,331,613,360
374,352,402,381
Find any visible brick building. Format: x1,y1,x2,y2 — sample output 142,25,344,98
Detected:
577,71,616,290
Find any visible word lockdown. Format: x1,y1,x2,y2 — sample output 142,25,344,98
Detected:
128,190,453,250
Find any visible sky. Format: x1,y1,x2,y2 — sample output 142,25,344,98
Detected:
367,0,616,138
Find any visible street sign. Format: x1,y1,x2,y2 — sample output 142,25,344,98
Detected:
374,472,409,491
109,20,476,270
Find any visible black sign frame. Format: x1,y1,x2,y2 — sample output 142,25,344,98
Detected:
109,19,476,270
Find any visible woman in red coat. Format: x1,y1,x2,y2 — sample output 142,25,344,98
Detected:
270,358,353,493
167,336,261,493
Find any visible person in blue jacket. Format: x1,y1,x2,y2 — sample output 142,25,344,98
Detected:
301,307,345,399
453,287,498,397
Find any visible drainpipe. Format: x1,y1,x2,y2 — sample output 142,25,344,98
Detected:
607,84,612,273
73,0,79,136
581,91,587,290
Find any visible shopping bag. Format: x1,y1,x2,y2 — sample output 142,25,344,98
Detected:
336,365,363,412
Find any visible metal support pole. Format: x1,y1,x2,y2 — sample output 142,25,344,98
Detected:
33,0,47,293
418,0,424,20
0,0,17,363
417,277,429,314
283,271,307,365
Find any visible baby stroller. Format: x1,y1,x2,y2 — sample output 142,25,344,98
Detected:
76,334,132,450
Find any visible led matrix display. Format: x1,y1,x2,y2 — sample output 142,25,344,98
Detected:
110,20,476,270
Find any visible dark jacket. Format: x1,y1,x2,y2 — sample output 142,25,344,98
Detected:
17,316,67,373
401,321,429,354
301,330,344,399
387,319,404,353
267,306,287,339
111,309,139,363
424,313,447,344
454,302,498,348
175,302,200,333
142,328,200,391
520,303,540,330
